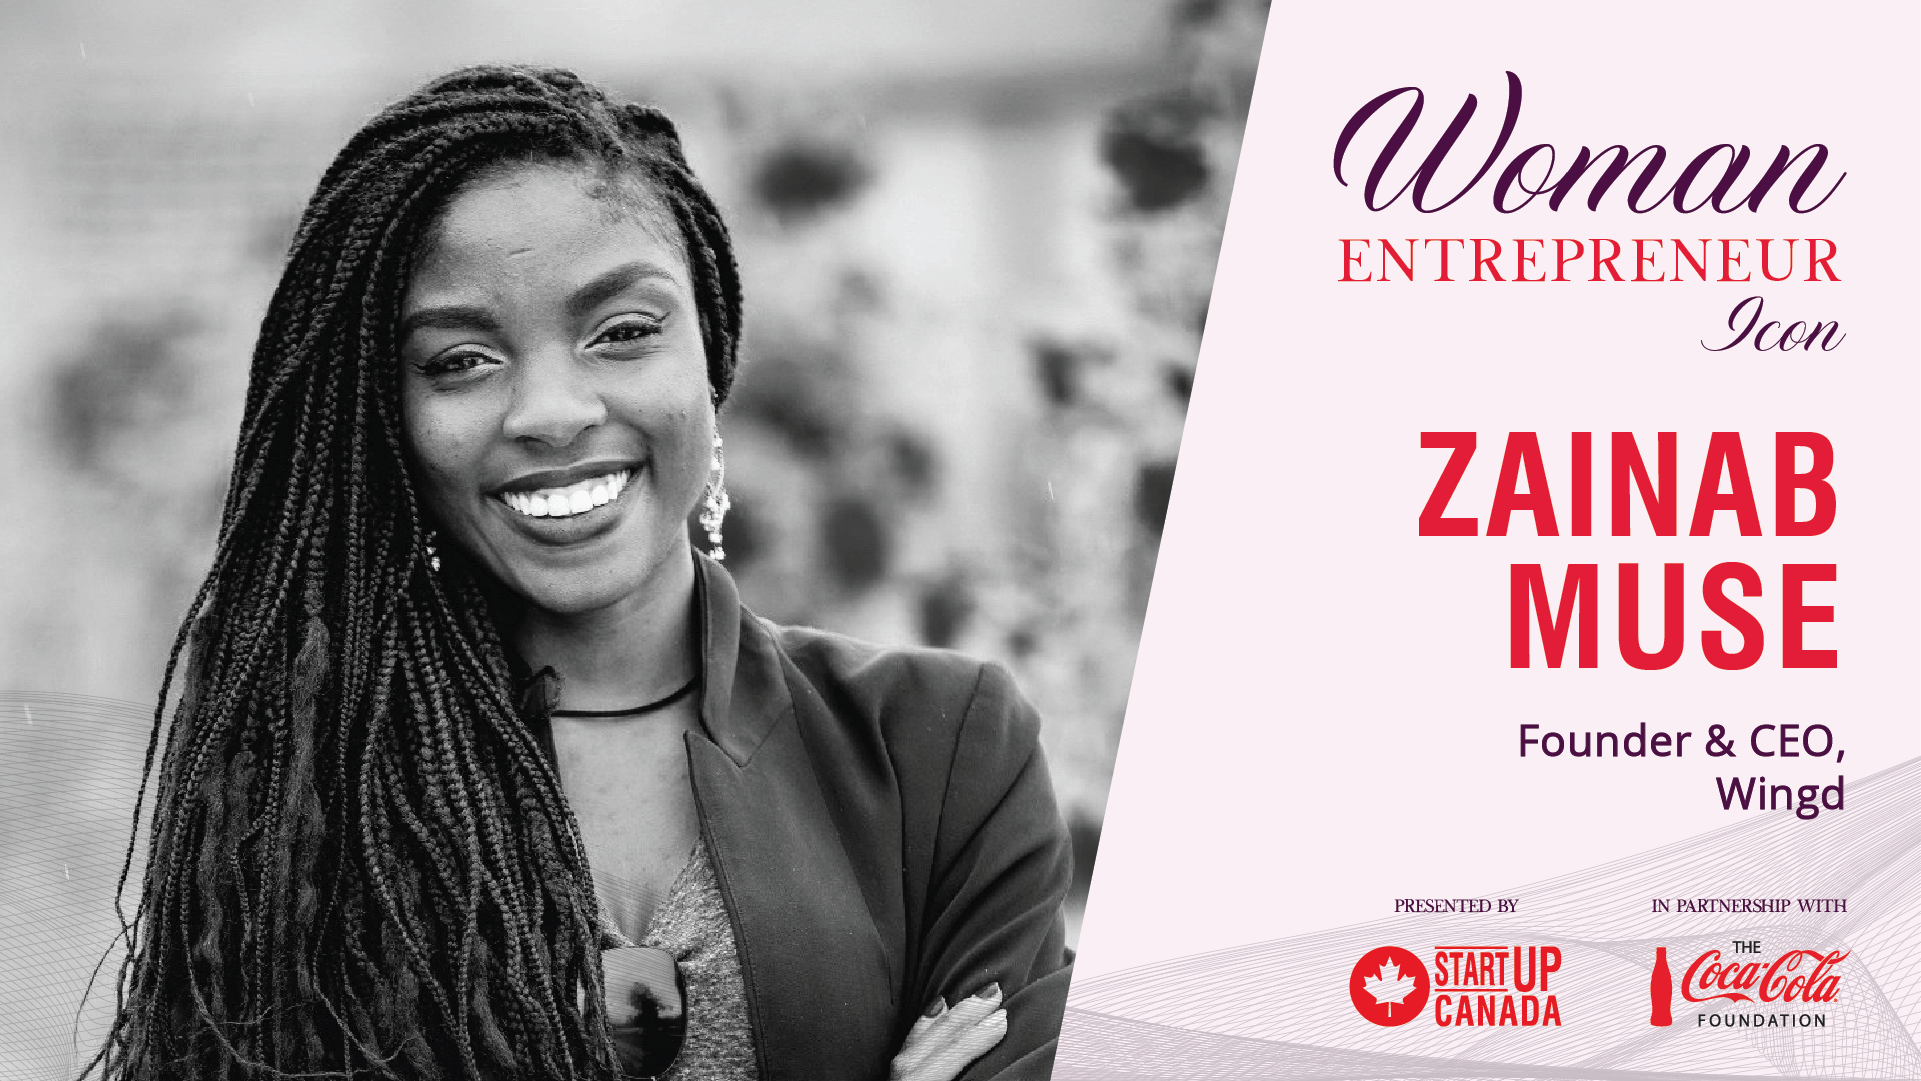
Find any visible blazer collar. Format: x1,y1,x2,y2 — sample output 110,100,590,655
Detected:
686,554,898,1079
693,552,790,767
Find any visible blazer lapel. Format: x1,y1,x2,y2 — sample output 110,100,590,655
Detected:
688,556,896,1080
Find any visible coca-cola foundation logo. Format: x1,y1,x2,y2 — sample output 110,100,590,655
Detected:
1649,940,1846,1026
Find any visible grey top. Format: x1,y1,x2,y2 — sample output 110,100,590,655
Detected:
638,840,758,1081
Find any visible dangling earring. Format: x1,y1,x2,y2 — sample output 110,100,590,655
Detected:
425,529,442,573
700,432,731,562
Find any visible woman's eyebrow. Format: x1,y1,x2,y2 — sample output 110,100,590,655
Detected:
567,261,680,321
398,262,678,339
399,304,501,339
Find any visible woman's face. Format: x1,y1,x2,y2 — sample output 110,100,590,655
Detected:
399,162,713,617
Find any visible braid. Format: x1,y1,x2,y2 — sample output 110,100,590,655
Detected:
93,65,740,1079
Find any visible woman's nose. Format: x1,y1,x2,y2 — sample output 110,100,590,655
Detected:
503,350,606,447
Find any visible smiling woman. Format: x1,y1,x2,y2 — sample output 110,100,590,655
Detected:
92,66,1071,1081
400,167,714,625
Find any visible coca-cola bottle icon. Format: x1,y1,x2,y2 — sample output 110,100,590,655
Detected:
1650,947,1673,1026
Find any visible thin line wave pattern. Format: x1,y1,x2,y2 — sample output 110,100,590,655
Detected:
1057,758,1921,1080
0,692,155,1081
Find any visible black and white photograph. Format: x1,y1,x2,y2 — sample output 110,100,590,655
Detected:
0,2,1263,1077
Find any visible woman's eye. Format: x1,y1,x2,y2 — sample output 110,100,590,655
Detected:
413,351,495,378
590,317,664,348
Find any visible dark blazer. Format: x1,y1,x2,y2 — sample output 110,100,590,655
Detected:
683,554,1073,1080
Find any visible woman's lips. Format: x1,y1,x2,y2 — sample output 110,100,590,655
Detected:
488,465,641,545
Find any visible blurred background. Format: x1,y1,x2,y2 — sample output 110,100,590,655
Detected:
0,0,1264,1072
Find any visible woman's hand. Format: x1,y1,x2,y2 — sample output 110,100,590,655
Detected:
889,984,1006,1081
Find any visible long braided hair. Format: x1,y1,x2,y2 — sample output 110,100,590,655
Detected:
93,66,742,1079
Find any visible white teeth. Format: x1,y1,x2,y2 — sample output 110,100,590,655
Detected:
501,470,633,519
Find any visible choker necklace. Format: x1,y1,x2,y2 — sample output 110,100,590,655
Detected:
549,675,699,719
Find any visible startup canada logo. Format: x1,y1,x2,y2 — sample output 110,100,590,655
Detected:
1649,942,1844,1029
1350,945,1563,1028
